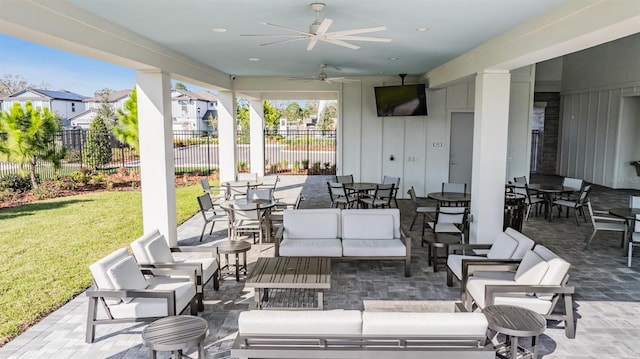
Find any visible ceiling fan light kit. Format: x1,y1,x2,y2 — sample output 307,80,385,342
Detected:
241,2,391,51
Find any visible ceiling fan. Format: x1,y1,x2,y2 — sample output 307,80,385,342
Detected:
288,64,359,83
242,3,391,51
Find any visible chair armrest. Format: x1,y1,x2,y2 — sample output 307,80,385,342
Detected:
460,259,521,293
86,287,175,299
138,262,204,277
592,215,626,223
400,224,412,258
274,225,285,257
140,267,197,283
484,284,576,306
170,246,216,256
448,243,492,254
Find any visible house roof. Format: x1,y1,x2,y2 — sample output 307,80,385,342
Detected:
5,88,86,101
172,89,218,102
83,89,131,103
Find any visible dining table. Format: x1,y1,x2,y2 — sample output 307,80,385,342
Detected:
609,207,640,251
427,191,472,207
526,183,576,221
219,198,277,243
344,182,378,207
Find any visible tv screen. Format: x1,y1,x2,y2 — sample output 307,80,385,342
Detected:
374,84,428,117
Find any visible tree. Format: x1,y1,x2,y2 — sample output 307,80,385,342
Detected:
174,82,188,91
263,100,281,129
94,89,117,129
236,100,250,131
83,115,112,169
303,100,319,123
319,101,338,130
113,87,139,151
0,101,66,188
284,102,303,124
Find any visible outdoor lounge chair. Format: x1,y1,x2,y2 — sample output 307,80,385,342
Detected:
86,248,198,343
130,229,220,312
462,245,576,338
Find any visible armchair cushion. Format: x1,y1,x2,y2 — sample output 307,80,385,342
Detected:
504,228,536,259
89,248,131,305
106,256,148,303
145,235,175,263
486,232,518,259
283,209,341,239
109,278,196,318
533,245,571,300
342,213,394,240
342,239,406,257
514,250,549,285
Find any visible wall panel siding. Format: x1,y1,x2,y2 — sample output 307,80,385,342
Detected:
593,91,608,184
404,117,427,197
584,92,598,182
604,89,621,187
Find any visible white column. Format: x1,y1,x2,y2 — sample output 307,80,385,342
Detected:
217,91,237,182
136,71,177,246
469,71,511,244
249,99,265,175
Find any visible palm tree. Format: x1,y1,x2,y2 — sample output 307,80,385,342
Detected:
0,101,66,188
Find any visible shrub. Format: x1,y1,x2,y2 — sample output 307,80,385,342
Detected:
237,160,248,172
302,159,310,170
69,169,92,185
31,181,64,200
293,161,300,172
0,174,33,193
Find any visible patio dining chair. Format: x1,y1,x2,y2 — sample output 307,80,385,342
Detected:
513,182,545,220
359,183,394,209
630,196,640,209
628,214,640,267
382,175,401,207
197,194,230,241
227,202,269,245
327,181,358,208
423,206,468,272
551,184,591,225
236,172,258,182
407,186,436,233
335,174,354,184
584,200,627,250
200,177,227,201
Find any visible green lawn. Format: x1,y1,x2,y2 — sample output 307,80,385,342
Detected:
0,183,205,345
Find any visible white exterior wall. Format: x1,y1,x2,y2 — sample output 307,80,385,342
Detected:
558,33,640,189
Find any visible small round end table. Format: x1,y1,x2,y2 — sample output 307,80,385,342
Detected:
483,305,546,359
216,240,251,281
142,315,208,359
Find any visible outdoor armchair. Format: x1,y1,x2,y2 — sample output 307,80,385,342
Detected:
130,229,220,312
584,200,627,250
200,177,228,201
86,248,198,343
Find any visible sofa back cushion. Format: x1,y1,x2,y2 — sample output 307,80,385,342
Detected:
106,255,148,303
145,235,174,263
514,250,549,285
89,248,130,305
486,232,518,259
341,208,400,240
362,312,488,337
283,209,341,239
238,310,362,335
504,228,536,259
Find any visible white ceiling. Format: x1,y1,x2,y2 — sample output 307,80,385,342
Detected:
66,0,566,79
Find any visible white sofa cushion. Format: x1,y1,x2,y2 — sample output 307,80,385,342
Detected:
180,257,217,282
466,278,516,308
342,213,394,240
283,209,341,239
492,293,553,314
89,248,130,305
238,310,362,335
486,232,518,259
279,238,343,257
362,312,488,337
533,245,571,300
109,278,195,319
504,228,536,259
447,254,492,280
514,250,549,285
145,235,175,263
342,239,406,257
342,209,401,239
107,256,148,303
130,230,162,263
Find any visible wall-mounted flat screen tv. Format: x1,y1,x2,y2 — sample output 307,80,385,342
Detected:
374,84,428,117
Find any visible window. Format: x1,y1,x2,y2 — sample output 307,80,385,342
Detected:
71,103,76,112
180,100,188,116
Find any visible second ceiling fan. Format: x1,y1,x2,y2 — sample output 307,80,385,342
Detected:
288,64,359,83
242,3,391,51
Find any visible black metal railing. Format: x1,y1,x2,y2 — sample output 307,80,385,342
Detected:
264,129,336,175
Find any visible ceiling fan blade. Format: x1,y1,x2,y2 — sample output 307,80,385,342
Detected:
263,22,312,36
315,18,333,35
288,76,319,81
306,39,319,51
241,34,306,38
260,38,308,47
326,26,387,37
323,38,360,50
327,77,360,83
336,36,392,43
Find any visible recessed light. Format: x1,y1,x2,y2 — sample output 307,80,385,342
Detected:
249,58,260,62
388,57,398,61
212,28,227,33
416,27,429,32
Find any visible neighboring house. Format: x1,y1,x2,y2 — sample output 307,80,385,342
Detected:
0,88,86,127
69,89,131,129
171,89,217,132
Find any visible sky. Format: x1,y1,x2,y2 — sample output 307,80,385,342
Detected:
0,34,213,97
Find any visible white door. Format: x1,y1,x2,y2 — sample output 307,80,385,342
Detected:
449,112,474,190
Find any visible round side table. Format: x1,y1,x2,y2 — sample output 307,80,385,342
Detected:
142,315,208,359
216,240,251,281
483,305,546,359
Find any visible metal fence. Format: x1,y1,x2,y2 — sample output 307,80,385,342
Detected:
0,128,336,180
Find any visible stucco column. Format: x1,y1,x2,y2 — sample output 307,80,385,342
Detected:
217,91,237,182
136,71,177,246
249,99,265,175
469,70,511,244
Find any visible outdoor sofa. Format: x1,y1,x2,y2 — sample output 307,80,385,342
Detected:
274,208,412,276
231,309,495,359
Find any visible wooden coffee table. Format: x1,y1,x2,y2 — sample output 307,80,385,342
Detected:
245,257,331,310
